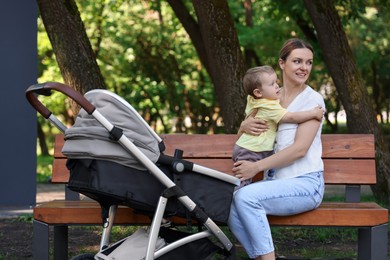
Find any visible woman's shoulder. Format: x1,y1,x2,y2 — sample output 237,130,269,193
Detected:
303,86,324,104
303,85,318,94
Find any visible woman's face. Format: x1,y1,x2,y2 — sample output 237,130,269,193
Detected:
279,48,313,86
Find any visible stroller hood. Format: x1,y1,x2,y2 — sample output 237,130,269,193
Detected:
62,89,161,170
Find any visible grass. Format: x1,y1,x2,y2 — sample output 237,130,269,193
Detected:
272,226,358,259
37,155,53,183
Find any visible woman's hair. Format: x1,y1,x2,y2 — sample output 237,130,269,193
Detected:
279,38,314,61
243,65,275,97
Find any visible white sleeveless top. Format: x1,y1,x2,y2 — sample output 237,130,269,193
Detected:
274,86,325,179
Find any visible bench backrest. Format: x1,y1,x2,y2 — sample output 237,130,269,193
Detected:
52,134,376,186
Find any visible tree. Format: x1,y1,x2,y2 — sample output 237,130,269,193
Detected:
37,0,106,98
168,0,246,133
37,0,108,151
348,4,390,124
304,0,390,203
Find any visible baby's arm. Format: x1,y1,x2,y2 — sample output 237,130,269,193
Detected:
280,105,324,124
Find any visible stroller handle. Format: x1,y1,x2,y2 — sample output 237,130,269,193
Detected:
25,82,95,119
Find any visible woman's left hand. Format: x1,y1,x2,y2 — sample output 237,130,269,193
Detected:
232,160,260,180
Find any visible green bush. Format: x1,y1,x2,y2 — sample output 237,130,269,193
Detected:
37,155,53,183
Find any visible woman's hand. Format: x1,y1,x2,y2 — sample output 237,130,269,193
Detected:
312,105,325,121
232,160,260,180
239,109,268,136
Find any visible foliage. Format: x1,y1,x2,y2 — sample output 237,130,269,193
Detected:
347,4,390,123
36,155,53,183
37,0,390,136
77,1,217,133
17,214,34,223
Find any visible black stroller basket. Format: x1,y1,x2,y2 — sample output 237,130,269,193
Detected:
26,82,239,260
67,155,235,224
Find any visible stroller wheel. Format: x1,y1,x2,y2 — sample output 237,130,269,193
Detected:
71,253,96,260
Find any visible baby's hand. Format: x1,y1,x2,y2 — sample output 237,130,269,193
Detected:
313,105,325,121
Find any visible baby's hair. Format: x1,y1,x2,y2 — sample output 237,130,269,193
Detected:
243,65,275,97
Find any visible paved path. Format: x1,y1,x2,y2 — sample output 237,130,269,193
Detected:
0,183,65,218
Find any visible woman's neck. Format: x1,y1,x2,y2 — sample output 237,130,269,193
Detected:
280,84,306,108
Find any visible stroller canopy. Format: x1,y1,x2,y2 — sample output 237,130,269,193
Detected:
62,89,161,170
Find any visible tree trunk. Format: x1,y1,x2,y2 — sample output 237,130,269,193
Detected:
37,121,49,156
190,0,246,133
168,0,247,133
304,0,390,204
243,0,261,68
167,0,214,83
37,0,106,114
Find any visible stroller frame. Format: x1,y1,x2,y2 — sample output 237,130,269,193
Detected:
26,82,238,259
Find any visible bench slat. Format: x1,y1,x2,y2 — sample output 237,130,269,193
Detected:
55,134,375,159
160,134,375,159
321,134,375,158
34,200,387,227
268,202,388,226
51,158,69,183
51,158,376,185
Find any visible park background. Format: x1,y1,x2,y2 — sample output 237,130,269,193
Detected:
36,0,390,202
1,0,390,259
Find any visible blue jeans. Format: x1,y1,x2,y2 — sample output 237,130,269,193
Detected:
228,171,324,258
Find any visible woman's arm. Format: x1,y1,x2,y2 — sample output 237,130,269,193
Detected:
280,105,324,123
233,119,321,180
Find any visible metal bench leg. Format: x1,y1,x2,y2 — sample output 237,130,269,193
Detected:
358,224,388,260
54,225,68,260
33,220,49,260
65,185,80,200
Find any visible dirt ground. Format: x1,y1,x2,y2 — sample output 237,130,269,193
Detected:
0,218,101,260
0,217,363,260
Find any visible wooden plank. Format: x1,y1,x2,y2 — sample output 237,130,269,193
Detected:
51,158,69,183
160,134,237,158
34,200,151,225
54,134,375,159
179,158,376,184
323,159,376,184
321,134,375,158
34,200,188,225
54,134,65,158
50,157,376,185
268,202,388,226
160,134,375,159
34,200,388,227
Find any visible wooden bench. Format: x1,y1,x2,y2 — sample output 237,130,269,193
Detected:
33,134,388,260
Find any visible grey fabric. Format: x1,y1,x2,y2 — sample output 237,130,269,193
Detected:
62,90,160,170
95,228,166,260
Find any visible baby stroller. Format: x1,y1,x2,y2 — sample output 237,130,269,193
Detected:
26,82,240,260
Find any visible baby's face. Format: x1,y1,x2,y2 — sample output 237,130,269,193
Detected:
258,72,280,100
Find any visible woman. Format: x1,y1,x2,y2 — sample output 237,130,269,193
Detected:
228,38,325,260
